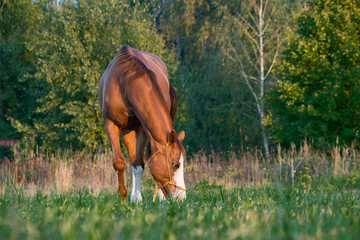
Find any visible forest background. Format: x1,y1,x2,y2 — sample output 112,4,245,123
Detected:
1,0,359,159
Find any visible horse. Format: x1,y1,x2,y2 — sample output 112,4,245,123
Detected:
98,45,186,202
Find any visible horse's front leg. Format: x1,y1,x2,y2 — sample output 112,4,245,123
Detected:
129,127,147,202
123,130,141,202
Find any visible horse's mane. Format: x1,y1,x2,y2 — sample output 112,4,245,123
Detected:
116,45,169,112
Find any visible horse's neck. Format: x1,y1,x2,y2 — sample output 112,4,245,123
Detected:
149,137,168,155
144,111,173,146
126,77,173,145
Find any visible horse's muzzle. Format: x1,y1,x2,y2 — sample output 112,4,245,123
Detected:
170,185,186,201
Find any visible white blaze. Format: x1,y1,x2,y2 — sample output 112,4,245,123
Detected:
131,166,143,202
173,154,186,200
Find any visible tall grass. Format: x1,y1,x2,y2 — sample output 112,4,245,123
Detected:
1,141,359,194
0,175,359,239
1,143,360,239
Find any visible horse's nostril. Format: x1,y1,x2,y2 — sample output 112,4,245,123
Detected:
173,163,180,169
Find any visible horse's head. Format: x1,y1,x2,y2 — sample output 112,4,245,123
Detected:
149,130,186,200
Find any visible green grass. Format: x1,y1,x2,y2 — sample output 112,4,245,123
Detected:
1,175,360,240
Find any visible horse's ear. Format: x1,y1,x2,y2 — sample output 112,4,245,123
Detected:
177,131,185,142
168,130,177,144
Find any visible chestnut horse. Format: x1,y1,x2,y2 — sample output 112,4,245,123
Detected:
98,45,186,202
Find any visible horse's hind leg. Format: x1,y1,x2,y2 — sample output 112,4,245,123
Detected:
105,120,127,200
122,130,136,165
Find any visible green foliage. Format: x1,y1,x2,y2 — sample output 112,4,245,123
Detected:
0,0,44,157
1,175,360,239
7,0,175,152
268,0,360,146
1,0,302,155
159,0,300,152
3,0,358,155
160,0,255,152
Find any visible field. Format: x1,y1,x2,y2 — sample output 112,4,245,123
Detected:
1,144,360,239
1,175,360,239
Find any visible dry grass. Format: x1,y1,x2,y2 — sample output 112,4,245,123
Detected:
1,141,359,194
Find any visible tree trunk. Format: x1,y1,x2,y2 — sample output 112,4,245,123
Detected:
259,0,270,162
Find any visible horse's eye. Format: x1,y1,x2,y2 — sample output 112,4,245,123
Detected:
172,163,180,169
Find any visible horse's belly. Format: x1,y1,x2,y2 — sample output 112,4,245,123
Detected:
122,116,141,131
105,101,141,130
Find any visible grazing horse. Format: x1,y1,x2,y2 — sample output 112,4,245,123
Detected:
98,45,186,202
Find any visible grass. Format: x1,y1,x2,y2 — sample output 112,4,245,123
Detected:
1,175,360,239
1,140,360,193
1,143,360,239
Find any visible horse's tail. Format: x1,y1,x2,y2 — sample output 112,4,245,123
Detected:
169,83,178,122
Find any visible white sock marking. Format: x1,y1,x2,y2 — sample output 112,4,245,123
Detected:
131,166,143,202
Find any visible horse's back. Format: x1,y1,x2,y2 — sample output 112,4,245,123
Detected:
98,46,171,129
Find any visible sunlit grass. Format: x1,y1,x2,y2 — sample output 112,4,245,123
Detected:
1,144,359,239
2,141,360,193
1,175,359,239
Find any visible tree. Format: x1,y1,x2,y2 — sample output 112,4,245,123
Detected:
0,0,44,157
159,0,256,152
157,0,301,154
267,0,360,146
12,0,176,152
220,0,300,161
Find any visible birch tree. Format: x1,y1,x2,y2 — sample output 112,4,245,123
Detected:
223,0,295,161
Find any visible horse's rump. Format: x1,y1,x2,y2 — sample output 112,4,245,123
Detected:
116,45,167,108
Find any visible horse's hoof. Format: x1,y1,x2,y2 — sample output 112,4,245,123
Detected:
130,192,143,203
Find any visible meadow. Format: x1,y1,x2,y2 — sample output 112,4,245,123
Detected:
1,143,360,239
1,175,360,239
2,1,359,239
